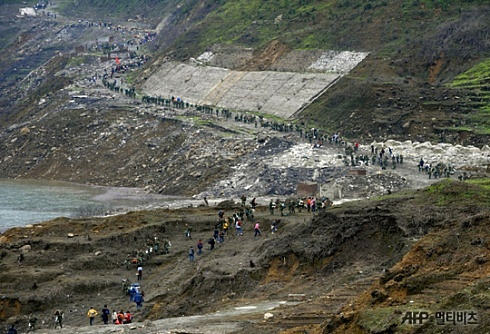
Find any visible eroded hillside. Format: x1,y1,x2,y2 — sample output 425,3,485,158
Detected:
0,180,488,333
0,2,489,332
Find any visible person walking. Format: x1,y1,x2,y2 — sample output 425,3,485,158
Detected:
197,239,203,255
208,237,215,250
189,246,195,261
133,293,144,310
136,266,143,281
254,222,261,238
87,307,98,325
184,225,192,239
271,221,278,234
235,219,243,236
101,305,110,325
54,310,63,329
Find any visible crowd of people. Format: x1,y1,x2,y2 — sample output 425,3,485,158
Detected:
184,193,337,266
10,10,464,330
418,158,455,179
85,305,134,327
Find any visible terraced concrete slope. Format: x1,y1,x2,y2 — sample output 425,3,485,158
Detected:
142,50,367,118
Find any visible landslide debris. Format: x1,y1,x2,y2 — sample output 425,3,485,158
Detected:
0,180,488,333
321,180,490,334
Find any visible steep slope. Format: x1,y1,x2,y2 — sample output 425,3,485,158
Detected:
0,180,488,333
153,0,489,144
57,0,180,27
1,1,489,145
322,180,490,334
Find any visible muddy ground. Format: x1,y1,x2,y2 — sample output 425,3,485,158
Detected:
0,3,489,333
0,180,488,333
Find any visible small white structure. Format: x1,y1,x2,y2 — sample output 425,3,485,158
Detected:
19,8,37,17
320,185,342,200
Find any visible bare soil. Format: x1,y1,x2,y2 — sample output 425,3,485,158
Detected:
0,181,488,333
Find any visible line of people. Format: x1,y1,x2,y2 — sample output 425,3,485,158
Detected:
186,202,274,263
86,305,134,326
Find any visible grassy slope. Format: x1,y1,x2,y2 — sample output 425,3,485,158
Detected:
449,58,490,135
170,0,485,56
163,0,489,143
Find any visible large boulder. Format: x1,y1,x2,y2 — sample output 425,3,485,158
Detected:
20,245,32,254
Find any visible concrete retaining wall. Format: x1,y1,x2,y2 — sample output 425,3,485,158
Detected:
143,62,339,119
143,49,368,118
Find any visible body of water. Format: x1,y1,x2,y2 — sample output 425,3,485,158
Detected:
0,179,209,232
0,179,107,231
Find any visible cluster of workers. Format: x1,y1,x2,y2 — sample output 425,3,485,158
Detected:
185,193,336,263
269,196,333,217
418,158,455,179
86,305,134,326
184,197,280,262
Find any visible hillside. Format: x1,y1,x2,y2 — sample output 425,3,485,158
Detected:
1,0,489,143
0,2,489,332
0,180,488,333
162,0,489,144
323,179,490,334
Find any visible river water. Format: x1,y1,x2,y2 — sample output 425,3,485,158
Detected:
0,179,199,232
0,179,107,231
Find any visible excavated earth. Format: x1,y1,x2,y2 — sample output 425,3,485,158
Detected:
0,180,488,334
0,4,489,334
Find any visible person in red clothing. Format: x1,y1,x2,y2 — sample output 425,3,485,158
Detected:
125,310,133,323
197,239,203,255
116,310,125,324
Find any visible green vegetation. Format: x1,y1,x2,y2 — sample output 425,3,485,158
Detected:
449,58,490,135
423,179,490,206
466,178,490,190
197,0,334,49
358,307,402,333
372,179,490,207
450,58,490,88
170,0,486,58
371,189,415,202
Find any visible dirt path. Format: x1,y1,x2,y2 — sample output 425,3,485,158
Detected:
22,300,291,334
